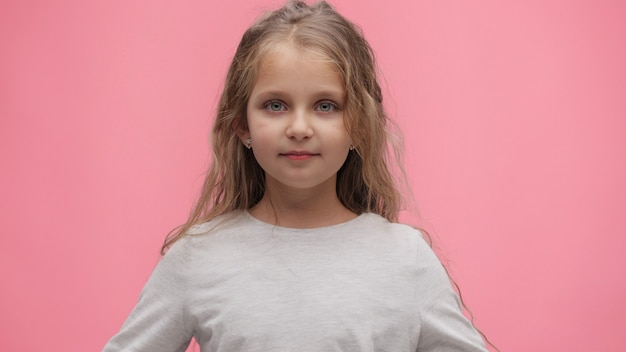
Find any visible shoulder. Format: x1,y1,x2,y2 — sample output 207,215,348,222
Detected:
342,213,438,272
160,212,244,260
359,214,449,281
355,213,429,248
186,211,247,235
181,211,257,247
167,211,268,263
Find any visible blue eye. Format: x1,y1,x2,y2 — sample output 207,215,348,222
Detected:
316,101,338,112
265,100,285,112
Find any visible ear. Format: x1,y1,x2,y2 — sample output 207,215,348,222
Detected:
232,117,249,144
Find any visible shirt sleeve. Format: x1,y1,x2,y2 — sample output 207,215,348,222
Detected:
413,234,489,352
102,238,194,352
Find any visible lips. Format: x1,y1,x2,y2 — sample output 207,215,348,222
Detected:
280,151,319,160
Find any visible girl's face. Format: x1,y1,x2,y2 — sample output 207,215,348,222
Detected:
242,44,351,193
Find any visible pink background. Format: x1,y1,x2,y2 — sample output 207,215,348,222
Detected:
1,0,625,351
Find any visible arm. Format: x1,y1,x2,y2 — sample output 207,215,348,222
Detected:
413,235,488,352
102,238,194,352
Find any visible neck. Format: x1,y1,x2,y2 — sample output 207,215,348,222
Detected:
249,179,356,229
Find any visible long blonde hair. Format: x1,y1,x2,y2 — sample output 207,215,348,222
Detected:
162,0,403,253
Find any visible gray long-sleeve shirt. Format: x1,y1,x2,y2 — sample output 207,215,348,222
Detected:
103,211,487,351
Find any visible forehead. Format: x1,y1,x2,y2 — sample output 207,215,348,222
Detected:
256,43,343,84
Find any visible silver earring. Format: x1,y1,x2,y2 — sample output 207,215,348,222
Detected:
245,138,252,149
349,144,355,151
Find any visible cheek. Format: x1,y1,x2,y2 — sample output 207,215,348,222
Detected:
335,126,352,145
247,114,273,134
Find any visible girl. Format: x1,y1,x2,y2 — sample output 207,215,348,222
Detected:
103,1,490,351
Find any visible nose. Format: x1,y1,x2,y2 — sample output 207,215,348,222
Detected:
285,109,314,140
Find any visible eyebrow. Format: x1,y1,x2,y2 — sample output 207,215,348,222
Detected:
253,90,345,101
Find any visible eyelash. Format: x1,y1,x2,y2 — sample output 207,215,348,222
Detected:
262,100,340,112
264,100,286,112
315,101,340,112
